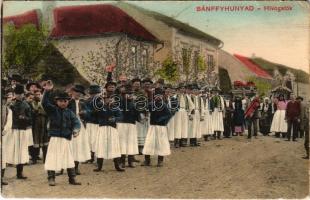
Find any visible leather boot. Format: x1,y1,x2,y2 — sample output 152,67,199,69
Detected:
16,164,27,179
1,169,8,185
42,146,48,163
189,138,195,146
32,147,39,164
113,158,125,172
204,135,209,141
174,139,180,148
67,168,81,185
93,158,104,172
194,138,200,146
128,155,135,168
141,155,151,166
89,152,95,163
180,138,187,147
74,161,81,175
157,156,164,167
47,170,56,186
120,155,126,168
217,132,222,140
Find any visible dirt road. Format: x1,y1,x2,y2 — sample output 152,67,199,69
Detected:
1,135,309,198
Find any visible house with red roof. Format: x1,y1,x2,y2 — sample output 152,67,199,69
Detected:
3,9,40,29
50,4,162,85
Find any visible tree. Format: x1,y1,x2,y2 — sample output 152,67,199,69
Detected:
3,23,51,78
247,76,272,96
219,67,232,93
155,57,179,83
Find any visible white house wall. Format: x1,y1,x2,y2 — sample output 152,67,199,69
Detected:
55,35,156,85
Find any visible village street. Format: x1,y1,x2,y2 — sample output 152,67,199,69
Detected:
2,135,309,199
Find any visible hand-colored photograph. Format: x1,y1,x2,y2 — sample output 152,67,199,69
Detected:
1,1,309,199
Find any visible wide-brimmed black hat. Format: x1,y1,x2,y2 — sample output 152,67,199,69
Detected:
105,81,117,88
54,91,71,100
40,74,50,81
191,83,200,90
88,85,102,95
154,88,165,96
156,79,165,85
14,84,25,94
26,82,41,91
131,78,141,84
177,83,185,89
211,87,221,92
9,74,22,82
142,78,153,84
164,84,173,89
72,84,86,95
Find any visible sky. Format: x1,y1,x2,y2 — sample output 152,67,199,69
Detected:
2,1,310,73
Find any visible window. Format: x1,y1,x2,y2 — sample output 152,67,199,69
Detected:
141,49,148,69
131,46,137,69
207,54,215,71
193,51,199,75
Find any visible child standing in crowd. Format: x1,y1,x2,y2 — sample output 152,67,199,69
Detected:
5,84,32,179
142,88,172,167
233,96,245,136
42,81,82,186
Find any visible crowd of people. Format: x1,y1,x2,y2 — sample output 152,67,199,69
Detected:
1,71,309,187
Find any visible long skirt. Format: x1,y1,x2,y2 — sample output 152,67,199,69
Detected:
1,135,7,169
211,108,224,132
137,116,149,146
188,109,201,139
270,110,288,133
86,123,99,152
117,123,139,155
201,110,214,136
5,129,30,165
143,125,171,156
45,137,75,171
71,122,91,162
95,126,121,159
26,128,34,147
174,109,188,139
167,115,175,141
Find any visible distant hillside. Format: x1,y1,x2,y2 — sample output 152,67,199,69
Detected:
250,58,309,84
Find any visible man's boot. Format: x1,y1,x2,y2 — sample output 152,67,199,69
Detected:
93,158,104,172
275,132,280,138
32,147,39,164
47,170,56,186
42,146,48,163
128,155,135,168
194,138,200,146
74,161,81,175
113,158,125,172
189,138,195,146
157,156,164,167
217,132,222,140
1,169,8,185
120,155,126,168
141,155,151,166
204,135,209,141
16,164,27,179
67,168,81,185
180,138,187,147
174,139,180,148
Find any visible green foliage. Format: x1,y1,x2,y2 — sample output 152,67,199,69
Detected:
246,76,272,96
156,57,179,83
219,67,232,94
197,56,206,72
250,58,309,84
3,23,51,78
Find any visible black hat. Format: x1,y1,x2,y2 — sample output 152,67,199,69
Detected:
191,83,200,90
296,96,303,101
105,81,117,88
9,74,22,82
211,87,221,92
164,84,173,89
26,82,41,91
14,84,25,94
54,91,71,100
131,78,141,84
142,78,153,84
88,85,102,95
178,83,185,89
154,88,165,96
72,84,86,95
185,84,192,90
40,74,50,81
